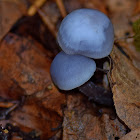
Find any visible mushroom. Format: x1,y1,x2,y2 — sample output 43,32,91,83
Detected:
50,51,96,90
50,51,114,107
57,8,114,59
50,8,115,107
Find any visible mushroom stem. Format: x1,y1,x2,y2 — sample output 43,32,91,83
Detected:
78,81,114,107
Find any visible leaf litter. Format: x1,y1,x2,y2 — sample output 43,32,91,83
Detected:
0,0,139,139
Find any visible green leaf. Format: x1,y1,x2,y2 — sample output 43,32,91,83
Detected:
133,19,140,52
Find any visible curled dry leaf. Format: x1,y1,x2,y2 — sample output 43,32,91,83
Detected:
63,94,128,140
111,46,140,129
0,0,26,41
120,127,140,140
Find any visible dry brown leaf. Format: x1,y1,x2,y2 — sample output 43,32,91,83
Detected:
117,41,140,70
63,94,127,140
0,33,66,139
120,127,140,140
106,0,140,71
0,33,66,114
0,33,51,96
10,97,62,139
133,0,140,15
0,33,52,96
108,0,140,72
111,46,140,129
0,0,26,41
106,0,137,37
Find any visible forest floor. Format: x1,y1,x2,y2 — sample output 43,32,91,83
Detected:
0,0,140,140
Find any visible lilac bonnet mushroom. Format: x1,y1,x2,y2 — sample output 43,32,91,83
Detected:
57,8,114,59
50,52,114,106
50,51,96,90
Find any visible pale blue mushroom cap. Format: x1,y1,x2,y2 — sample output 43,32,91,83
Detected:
57,9,114,59
50,51,96,90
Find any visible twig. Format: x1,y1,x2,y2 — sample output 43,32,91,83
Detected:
55,0,67,18
38,9,57,38
0,103,18,120
28,0,46,16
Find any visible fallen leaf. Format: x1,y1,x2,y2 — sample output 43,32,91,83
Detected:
133,0,140,15
63,94,128,140
106,0,136,37
106,0,140,71
0,33,66,115
10,97,62,139
0,0,26,41
120,127,140,140
0,33,66,139
111,46,140,129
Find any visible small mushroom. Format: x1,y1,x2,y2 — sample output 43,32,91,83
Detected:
50,51,96,90
50,51,114,107
50,8,115,107
57,8,114,59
